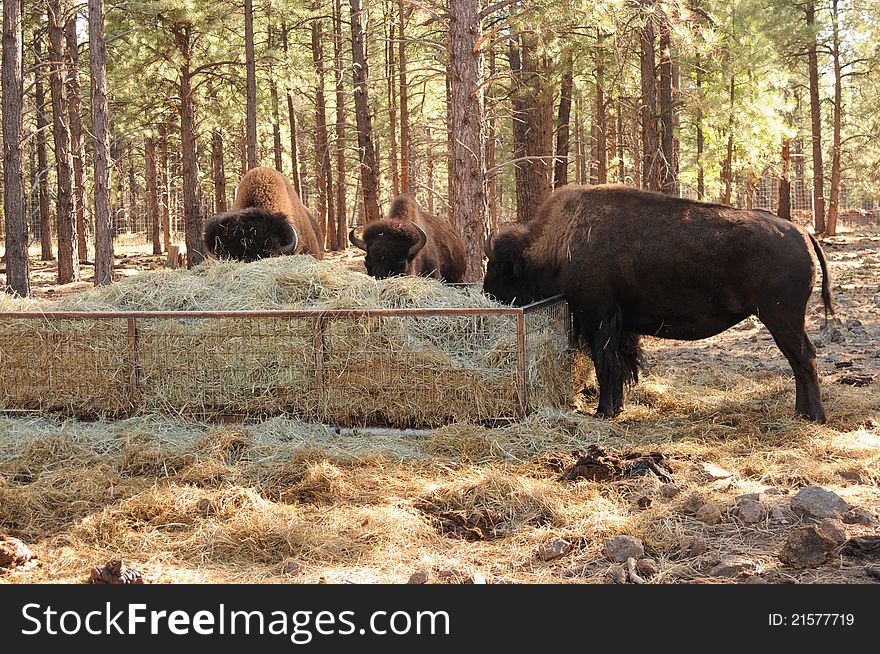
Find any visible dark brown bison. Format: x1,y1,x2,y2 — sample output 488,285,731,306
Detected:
483,184,834,423
348,194,466,282
204,167,324,262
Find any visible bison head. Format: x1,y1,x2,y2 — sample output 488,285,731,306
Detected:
482,229,538,306
204,207,298,263
349,220,428,279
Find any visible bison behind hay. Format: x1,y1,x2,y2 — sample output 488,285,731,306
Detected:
349,194,466,282
204,167,324,262
483,184,834,423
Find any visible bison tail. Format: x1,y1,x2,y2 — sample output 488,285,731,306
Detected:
808,232,835,325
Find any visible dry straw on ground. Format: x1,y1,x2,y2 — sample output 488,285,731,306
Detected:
0,256,584,427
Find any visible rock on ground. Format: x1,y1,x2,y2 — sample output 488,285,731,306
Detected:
0,535,35,571
537,538,572,562
603,535,645,563
708,555,757,578
790,486,850,520
778,526,839,569
695,502,723,524
735,499,765,524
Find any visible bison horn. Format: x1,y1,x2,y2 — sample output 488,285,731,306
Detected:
278,227,299,255
484,231,495,258
408,222,428,258
349,228,367,251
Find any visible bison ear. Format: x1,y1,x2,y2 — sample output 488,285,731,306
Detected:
349,228,367,251
408,223,428,258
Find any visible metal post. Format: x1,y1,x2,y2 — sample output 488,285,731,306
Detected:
516,313,527,418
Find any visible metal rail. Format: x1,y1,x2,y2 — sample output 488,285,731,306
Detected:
0,295,565,321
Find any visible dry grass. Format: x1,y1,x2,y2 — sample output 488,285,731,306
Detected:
0,256,582,426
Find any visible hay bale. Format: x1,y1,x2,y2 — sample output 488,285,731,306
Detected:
0,256,588,427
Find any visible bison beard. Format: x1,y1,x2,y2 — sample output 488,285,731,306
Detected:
203,167,323,262
483,184,834,423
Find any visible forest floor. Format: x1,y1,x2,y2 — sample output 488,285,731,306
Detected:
0,226,878,584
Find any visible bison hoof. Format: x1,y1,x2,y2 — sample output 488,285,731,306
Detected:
594,408,621,420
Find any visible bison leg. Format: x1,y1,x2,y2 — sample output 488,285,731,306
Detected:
581,305,642,418
761,312,826,424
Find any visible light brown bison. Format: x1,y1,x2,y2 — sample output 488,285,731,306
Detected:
204,167,324,262
483,184,834,423
349,194,466,282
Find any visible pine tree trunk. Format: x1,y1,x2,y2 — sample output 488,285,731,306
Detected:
658,17,675,195
89,0,113,285
349,0,381,224
174,25,204,268
486,46,497,230
553,51,573,188
47,0,79,284
34,36,54,261
3,0,29,295
244,0,258,169
573,96,583,184
594,34,607,185
510,33,553,223
639,11,660,192
280,22,302,197
128,142,138,233
268,20,283,173
723,75,735,205
448,0,487,282
398,0,412,194
238,118,248,177
65,17,88,260
311,16,334,245
212,130,227,214
386,8,399,196
696,52,705,199
806,2,826,234
159,122,171,251
616,98,625,183
778,138,792,220
827,0,842,237
333,0,347,250
145,135,162,254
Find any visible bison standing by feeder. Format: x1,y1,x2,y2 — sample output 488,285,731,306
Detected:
482,184,834,423
204,166,324,262
349,194,467,282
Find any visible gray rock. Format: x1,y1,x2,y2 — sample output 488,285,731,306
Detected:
607,564,627,584
660,483,681,499
763,487,783,496
682,491,705,514
696,502,724,525
691,463,734,481
636,558,659,577
537,538,572,562
709,554,757,578
815,518,847,545
407,571,429,584
791,486,850,519
736,499,765,525
778,526,839,568
769,505,791,525
736,492,761,503
867,565,880,581
603,535,645,563
676,536,710,559
842,507,879,526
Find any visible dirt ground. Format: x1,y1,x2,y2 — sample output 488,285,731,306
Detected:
1,227,878,584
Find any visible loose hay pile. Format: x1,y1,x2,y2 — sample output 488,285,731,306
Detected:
0,256,588,427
